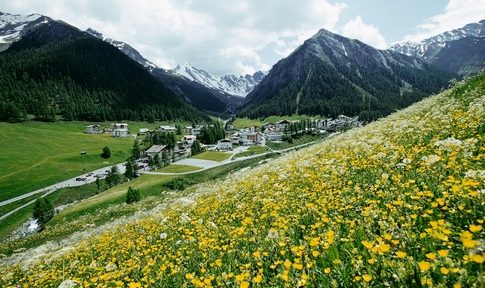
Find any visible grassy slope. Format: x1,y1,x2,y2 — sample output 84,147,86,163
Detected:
0,122,132,202
1,75,484,286
233,146,270,159
154,164,202,173
192,151,232,162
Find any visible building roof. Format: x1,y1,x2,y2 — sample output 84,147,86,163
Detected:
219,139,231,143
146,145,167,153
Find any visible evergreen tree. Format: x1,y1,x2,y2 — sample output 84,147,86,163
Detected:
126,187,141,204
33,198,54,230
131,140,141,160
105,165,120,187
191,140,203,156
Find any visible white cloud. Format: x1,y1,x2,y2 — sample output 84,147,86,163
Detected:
341,16,387,49
401,0,485,42
0,0,347,75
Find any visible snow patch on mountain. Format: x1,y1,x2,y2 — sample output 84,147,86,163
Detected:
0,12,50,43
390,20,484,59
86,28,157,71
171,63,266,97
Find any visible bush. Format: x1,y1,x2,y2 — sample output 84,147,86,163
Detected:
101,146,111,159
33,198,54,230
126,187,141,204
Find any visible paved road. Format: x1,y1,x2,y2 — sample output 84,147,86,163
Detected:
0,163,126,221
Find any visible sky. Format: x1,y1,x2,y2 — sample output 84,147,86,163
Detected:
1,0,484,75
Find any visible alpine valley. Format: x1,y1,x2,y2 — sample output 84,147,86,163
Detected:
1,5,485,288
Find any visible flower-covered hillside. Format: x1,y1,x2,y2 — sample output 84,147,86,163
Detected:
2,74,484,287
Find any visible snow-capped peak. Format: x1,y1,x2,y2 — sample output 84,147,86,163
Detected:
171,63,266,97
390,20,484,59
0,12,51,44
86,28,157,71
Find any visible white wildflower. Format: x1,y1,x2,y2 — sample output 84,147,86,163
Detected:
267,228,279,240
58,279,77,288
180,213,191,224
105,262,117,272
159,232,167,240
434,137,463,152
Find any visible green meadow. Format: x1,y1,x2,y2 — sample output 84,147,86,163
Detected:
0,121,135,202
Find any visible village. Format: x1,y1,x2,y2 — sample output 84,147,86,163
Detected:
84,115,363,171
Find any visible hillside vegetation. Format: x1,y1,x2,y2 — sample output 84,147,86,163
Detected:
1,74,484,287
0,22,208,123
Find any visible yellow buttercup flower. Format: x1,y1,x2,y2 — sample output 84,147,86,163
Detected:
362,274,373,282
418,261,431,272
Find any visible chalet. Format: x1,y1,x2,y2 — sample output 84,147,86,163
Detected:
85,124,101,134
159,125,177,133
112,123,129,137
145,145,168,158
275,120,291,132
262,122,275,132
185,125,203,135
216,139,232,151
247,132,265,145
183,135,197,145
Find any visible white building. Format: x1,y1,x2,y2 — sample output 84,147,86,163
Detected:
112,123,129,137
159,125,177,133
185,125,203,135
85,124,101,134
265,132,283,141
216,139,232,151
183,135,197,145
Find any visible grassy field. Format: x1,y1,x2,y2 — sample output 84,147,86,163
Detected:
154,164,202,173
192,151,232,162
233,114,323,129
233,146,270,159
0,121,135,202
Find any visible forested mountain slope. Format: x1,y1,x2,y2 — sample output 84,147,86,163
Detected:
0,21,209,123
240,29,453,121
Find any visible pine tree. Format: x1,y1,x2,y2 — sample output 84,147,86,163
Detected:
33,198,54,230
126,187,141,204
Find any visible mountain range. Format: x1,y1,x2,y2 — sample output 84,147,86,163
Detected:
170,63,266,97
1,11,483,124
390,20,484,75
